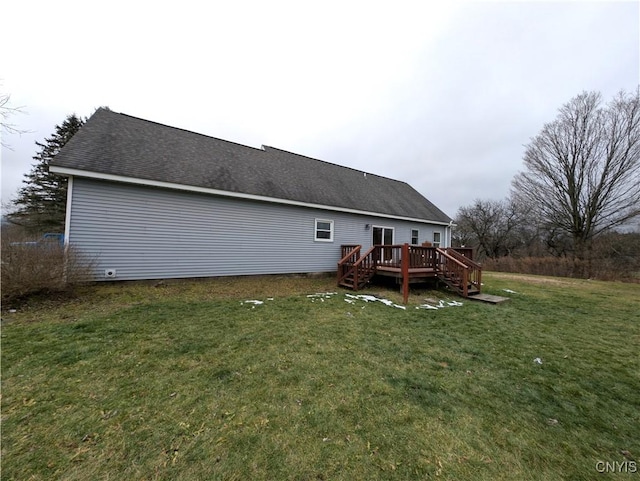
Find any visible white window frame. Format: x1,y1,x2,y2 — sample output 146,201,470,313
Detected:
315,219,334,242
411,229,419,245
433,231,441,248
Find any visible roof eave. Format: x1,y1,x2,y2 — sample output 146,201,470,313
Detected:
51,166,452,226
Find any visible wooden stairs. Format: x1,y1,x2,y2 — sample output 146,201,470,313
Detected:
338,244,482,303
438,247,482,297
336,245,377,290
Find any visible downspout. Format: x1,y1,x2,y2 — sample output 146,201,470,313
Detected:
447,220,455,248
62,176,73,283
64,176,73,247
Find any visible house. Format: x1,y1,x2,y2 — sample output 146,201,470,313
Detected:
50,108,454,282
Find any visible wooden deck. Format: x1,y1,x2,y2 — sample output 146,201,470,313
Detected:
376,265,438,281
338,244,482,302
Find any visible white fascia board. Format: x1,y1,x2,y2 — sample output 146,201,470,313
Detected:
50,166,452,226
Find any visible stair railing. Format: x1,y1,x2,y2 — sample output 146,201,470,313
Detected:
340,244,361,261
445,248,482,294
352,245,378,289
435,248,470,297
337,245,361,286
338,245,378,289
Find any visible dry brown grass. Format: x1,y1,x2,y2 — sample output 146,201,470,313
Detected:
483,255,640,282
486,272,576,287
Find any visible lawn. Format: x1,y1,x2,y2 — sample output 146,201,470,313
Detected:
2,273,639,480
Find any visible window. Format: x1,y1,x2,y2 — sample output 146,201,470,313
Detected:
411,229,419,245
433,232,441,248
315,219,334,242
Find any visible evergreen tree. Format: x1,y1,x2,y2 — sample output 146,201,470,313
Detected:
8,114,85,233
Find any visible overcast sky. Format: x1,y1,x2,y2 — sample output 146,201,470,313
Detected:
2,0,638,218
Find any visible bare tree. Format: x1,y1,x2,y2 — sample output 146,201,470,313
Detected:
1,93,25,147
512,89,640,263
454,198,529,259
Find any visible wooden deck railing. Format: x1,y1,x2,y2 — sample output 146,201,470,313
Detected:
373,244,439,270
337,245,361,287
450,247,474,261
435,248,471,297
337,245,377,289
352,246,377,288
408,245,439,269
446,248,482,292
340,244,361,261
338,244,481,301
376,244,402,267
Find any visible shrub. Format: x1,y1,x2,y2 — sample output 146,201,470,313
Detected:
1,230,96,304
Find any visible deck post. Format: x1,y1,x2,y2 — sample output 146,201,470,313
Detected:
402,243,409,304
462,267,469,297
354,263,359,291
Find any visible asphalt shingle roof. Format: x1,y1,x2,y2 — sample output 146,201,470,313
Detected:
52,108,451,223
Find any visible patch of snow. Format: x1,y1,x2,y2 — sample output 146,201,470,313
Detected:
345,294,405,309
346,294,375,302
416,299,463,310
503,289,518,294
416,304,439,310
307,292,337,299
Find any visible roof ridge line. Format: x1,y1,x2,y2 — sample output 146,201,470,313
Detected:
261,145,411,184
102,110,412,187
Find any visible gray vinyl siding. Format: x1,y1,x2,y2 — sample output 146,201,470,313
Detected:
68,178,449,281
